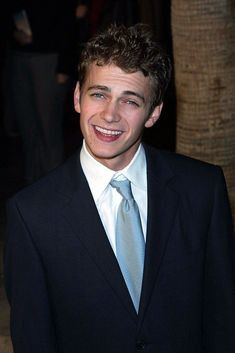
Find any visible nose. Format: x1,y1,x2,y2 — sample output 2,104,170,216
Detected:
101,101,121,123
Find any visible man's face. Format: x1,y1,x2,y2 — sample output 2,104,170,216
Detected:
74,63,162,170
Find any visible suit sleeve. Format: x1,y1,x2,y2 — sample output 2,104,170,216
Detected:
203,167,235,352
4,198,58,353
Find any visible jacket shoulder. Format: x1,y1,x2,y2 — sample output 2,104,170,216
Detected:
8,152,80,208
145,144,223,178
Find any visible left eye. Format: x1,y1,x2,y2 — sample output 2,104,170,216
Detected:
125,100,139,106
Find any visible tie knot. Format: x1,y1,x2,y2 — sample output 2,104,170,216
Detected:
110,179,133,201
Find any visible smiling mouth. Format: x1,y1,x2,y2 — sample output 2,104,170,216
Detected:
95,126,122,136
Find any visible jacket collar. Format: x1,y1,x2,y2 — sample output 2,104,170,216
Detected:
137,144,179,324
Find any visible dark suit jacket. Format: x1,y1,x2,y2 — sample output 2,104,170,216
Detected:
4,144,235,353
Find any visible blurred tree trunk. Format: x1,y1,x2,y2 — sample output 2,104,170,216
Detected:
172,1,235,221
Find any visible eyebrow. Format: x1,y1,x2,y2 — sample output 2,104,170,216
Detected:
123,90,145,103
87,85,110,92
87,85,145,103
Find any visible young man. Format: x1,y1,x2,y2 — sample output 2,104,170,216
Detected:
4,24,235,353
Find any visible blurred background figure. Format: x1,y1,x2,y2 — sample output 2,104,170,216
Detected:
61,0,91,154
75,0,91,62
4,0,79,185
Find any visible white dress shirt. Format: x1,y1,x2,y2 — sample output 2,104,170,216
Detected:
80,140,148,255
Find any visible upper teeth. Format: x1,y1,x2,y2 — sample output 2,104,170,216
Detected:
95,126,122,135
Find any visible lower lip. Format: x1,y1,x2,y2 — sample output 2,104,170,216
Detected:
94,128,122,142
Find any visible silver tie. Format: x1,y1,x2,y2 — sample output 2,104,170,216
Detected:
110,179,145,311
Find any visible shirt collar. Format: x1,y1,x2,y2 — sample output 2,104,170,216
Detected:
80,140,147,201
112,145,146,191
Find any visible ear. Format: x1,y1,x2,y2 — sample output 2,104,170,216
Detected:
74,82,81,113
145,103,163,128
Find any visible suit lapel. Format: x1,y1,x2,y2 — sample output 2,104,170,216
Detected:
57,154,137,320
138,146,180,321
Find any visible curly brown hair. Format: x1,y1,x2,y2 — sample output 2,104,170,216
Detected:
78,23,172,112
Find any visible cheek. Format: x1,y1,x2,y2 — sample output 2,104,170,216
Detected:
128,113,147,133
79,107,98,135
80,98,103,118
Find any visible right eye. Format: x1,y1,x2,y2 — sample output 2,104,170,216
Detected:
90,93,105,99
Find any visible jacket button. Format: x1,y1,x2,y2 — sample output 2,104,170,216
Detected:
136,341,146,350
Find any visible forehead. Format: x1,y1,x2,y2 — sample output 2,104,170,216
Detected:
83,63,152,97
